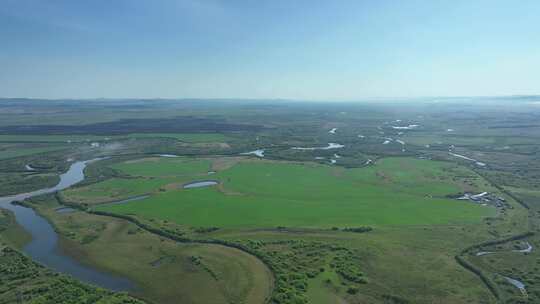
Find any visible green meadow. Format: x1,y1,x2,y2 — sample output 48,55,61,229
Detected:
63,177,176,204
94,157,494,228
110,157,212,177
63,157,213,204
0,144,69,160
3,100,537,304
0,134,117,142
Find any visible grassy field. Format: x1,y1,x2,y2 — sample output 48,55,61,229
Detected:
63,157,214,204
110,157,212,177
63,177,176,204
0,134,118,143
0,144,69,160
2,99,539,303
94,157,495,228
403,133,540,147
20,195,272,304
0,210,32,249
219,225,498,304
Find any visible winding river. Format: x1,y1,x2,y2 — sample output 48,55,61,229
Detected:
0,159,134,291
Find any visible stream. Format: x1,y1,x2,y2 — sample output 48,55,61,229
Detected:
503,276,527,295
0,159,134,291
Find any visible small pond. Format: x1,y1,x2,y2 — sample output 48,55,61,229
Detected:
183,180,219,189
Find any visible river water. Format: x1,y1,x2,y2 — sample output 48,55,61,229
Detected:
0,159,134,291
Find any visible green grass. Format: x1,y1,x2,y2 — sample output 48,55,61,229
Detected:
63,177,177,204
127,133,230,143
21,195,272,304
63,158,214,204
345,157,465,196
96,158,495,228
0,210,32,248
2,101,534,304
403,134,497,146
0,134,119,142
0,145,69,159
403,134,540,147
306,270,343,304
111,157,212,177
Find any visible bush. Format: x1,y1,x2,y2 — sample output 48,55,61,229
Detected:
342,226,373,233
347,286,359,294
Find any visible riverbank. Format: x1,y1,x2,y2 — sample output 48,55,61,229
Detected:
30,193,274,304
0,246,145,304
0,159,136,291
0,159,273,304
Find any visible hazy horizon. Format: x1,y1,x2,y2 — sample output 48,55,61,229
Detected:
1,1,539,99
1,95,539,103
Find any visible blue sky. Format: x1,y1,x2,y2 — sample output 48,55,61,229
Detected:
0,0,539,99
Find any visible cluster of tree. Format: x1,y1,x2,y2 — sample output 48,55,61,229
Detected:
240,240,367,304
0,246,145,304
0,174,58,197
341,226,373,233
331,254,367,284
190,255,202,265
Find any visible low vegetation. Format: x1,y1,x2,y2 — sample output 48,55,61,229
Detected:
2,98,540,303
0,246,144,304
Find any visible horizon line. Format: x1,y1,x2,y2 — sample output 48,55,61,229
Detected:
1,94,539,103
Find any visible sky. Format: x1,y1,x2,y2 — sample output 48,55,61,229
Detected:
0,0,539,100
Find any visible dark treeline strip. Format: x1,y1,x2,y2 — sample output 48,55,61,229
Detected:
0,117,265,135
454,255,500,300
459,231,535,256
341,227,373,233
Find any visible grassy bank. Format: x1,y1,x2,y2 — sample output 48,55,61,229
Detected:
24,194,273,304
